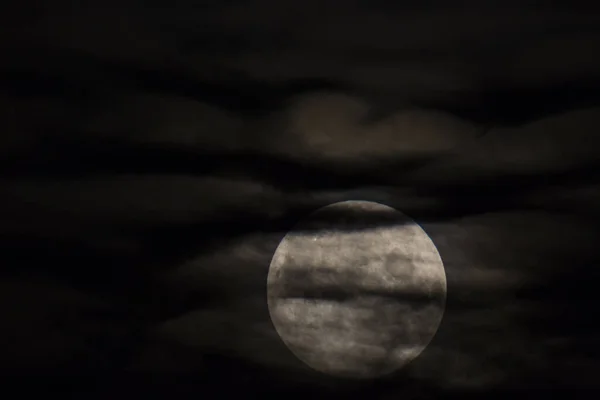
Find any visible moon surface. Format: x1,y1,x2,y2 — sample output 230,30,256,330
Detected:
267,200,447,379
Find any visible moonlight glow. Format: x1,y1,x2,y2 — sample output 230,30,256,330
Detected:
267,200,447,379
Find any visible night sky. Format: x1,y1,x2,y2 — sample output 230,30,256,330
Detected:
1,1,599,398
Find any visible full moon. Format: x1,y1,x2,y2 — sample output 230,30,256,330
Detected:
267,200,446,379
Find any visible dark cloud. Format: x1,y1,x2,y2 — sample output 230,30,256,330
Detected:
1,0,599,398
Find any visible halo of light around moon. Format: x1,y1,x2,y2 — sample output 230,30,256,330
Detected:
267,200,447,379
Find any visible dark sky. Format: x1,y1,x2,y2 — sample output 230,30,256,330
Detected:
0,1,599,398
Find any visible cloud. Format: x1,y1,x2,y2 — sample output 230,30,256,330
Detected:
81,91,245,149
406,107,600,183
1,175,282,229
1,1,599,393
257,92,483,163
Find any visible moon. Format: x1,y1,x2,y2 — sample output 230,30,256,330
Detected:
266,200,446,379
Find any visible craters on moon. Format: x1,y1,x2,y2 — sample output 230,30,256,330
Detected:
266,200,447,379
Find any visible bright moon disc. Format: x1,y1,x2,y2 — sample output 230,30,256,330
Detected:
267,200,447,379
